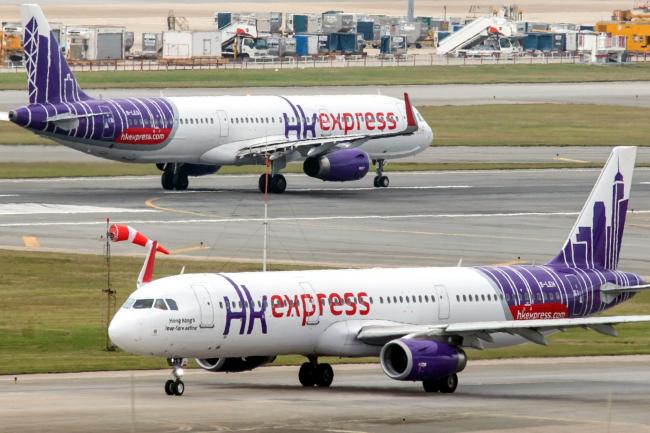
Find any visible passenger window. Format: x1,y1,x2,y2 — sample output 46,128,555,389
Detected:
405,296,409,303
379,297,383,304
122,298,135,309
133,299,154,309
481,294,485,301
154,299,168,310
462,295,467,302
399,296,403,303
456,295,460,302
418,295,423,303
180,119,184,125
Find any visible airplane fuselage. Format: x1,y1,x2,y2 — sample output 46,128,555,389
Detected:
109,265,642,359
10,94,433,165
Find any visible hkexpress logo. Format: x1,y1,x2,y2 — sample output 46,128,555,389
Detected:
218,274,372,336
281,97,398,139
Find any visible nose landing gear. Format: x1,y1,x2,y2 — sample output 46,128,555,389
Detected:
165,358,186,396
298,356,334,388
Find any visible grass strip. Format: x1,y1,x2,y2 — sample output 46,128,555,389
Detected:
0,249,649,374
1,63,650,91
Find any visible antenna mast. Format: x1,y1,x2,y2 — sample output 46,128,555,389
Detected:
104,218,116,351
262,158,270,272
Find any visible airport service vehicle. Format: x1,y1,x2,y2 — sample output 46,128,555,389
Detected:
108,146,650,396
0,5,432,193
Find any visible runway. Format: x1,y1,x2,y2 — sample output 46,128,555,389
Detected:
2,81,650,110
1,168,649,274
2,356,650,433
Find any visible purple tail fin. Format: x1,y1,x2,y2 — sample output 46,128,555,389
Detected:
21,4,89,104
548,146,637,270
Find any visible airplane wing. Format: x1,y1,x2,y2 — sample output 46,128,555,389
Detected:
231,92,419,161
0,112,9,122
356,315,650,349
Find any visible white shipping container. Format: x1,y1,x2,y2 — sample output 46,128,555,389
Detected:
162,31,192,59
66,26,125,60
192,31,221,57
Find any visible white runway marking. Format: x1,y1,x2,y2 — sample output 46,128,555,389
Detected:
0,194,19,197
2,209,649,227
0,203,156,216
641,182,650,185
291,185,473,192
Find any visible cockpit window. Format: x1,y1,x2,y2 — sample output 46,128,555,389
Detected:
166,299,179,310
133,299,154,309
121,298,135,309
154,299,168,310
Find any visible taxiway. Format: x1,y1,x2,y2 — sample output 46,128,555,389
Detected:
2,356,650,433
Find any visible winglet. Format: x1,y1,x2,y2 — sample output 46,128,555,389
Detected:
403,92,418,133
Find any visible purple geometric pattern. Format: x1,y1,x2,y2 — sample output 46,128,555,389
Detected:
549,171,628,270
476,265,643,318
476,170,643,319
11,17,176,149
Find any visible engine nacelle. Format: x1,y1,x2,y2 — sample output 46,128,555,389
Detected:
380,338,466,381
195,356,276,373
303,149,369,182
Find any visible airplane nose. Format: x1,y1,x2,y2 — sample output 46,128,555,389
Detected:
108,314,129,349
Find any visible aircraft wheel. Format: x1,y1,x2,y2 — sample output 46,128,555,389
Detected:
258,173,271,193
164,379,174,395
171,379,185,396
438,374,458,394
161,169,174,190
270,174,286,194
298,362,315,387
373,176,380,187
173,172,189,191
315,363,334,388
422,378,440,393
379,176,390,188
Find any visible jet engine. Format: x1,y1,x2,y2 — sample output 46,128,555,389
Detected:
303,149,369,182
195,356,276,373
379,338,466,381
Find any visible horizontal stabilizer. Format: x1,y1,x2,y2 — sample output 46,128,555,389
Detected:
600,282,650,303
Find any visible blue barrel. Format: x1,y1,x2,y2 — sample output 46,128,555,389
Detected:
295,35,309,56
293,15,308,33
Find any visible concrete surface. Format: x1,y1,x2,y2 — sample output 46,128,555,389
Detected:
2,356,650,433
1,168,649,274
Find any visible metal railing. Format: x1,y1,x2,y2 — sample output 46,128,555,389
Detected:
1,52,648,73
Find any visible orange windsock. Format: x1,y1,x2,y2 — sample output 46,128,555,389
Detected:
108,224,170,255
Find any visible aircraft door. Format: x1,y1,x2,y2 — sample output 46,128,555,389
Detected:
318,109,331,136
216,110,229,137
191,284,215,328
435,285,450,320
299,282,319,325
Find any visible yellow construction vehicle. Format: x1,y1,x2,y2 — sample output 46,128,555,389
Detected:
596,3,650,53
1,22,24,64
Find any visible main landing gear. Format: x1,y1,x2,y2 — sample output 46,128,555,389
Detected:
161,163,189,191
373,159,389,188
422,373,458,394
258,173,287,194
258,156,288,194
298,356,334,388
164,358,186,396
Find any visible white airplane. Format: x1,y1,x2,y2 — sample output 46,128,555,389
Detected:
1,4,433,193
109,146,650,396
